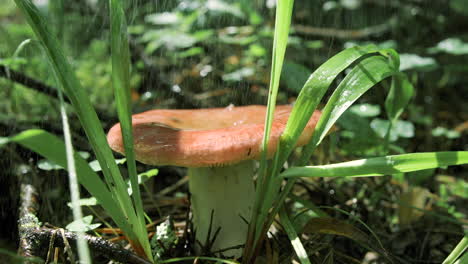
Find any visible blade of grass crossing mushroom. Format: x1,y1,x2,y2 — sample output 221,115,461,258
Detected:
247,0,294,257
252,50,404,256
109,0,151,258
281,152,468,178
13,0,144,254
4,129,135,235
279,207,311,264
251,46,386,246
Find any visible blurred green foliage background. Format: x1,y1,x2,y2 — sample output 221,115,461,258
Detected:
0,0,467,263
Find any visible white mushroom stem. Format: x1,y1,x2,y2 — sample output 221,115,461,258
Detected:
188,160,256,258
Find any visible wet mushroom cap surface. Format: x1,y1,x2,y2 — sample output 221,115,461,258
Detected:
107,105,321,167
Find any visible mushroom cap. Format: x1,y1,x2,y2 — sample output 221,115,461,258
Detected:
107,105,321,167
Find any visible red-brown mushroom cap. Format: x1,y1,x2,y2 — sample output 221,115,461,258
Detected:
107,105,321,167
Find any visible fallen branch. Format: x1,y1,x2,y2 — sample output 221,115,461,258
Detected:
17,173,152,264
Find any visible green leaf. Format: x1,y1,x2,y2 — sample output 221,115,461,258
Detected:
349,103,381,117
206,0,244,18
145,12,181,25
299,54,397,163
371,118,414,141
67,197,99,208
37,159,63,170
385,73,414,122
432,127,461,139
282,151,468,178
399,54,437,71
66,215,101,232
0,137,9,147
222,67,255,81
88,158,126,172
127,169,159,195
429,38,468,55
279,45,381,167
281,62,312,92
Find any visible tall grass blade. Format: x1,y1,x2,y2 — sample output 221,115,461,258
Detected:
247,0,294,258
279,207,311,264
282,151,468,178
442,236,467,264
109,0,151,258
13,0,144,252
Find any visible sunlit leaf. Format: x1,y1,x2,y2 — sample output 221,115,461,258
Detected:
371,118,414,141
145,12,181,25
432,127,461,139
88,158,126,172
349,104,381,117
37,159,63,170
67,197,99,208
127,169,159,195
222,67,255,81
428,38,468,55
66,215,101,232
399,54,437,71
206,0,244,18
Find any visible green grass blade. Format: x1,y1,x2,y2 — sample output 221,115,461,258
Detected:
385,73,414,122
298,55,397,164
279,207,311,264
109,0,150,258
442,236,468,264
247,0,294,258
281,151,468,178
260,0,294,157
6,129,133,234
13,0,141,248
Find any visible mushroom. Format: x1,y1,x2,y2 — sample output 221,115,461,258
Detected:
107,104,321,257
